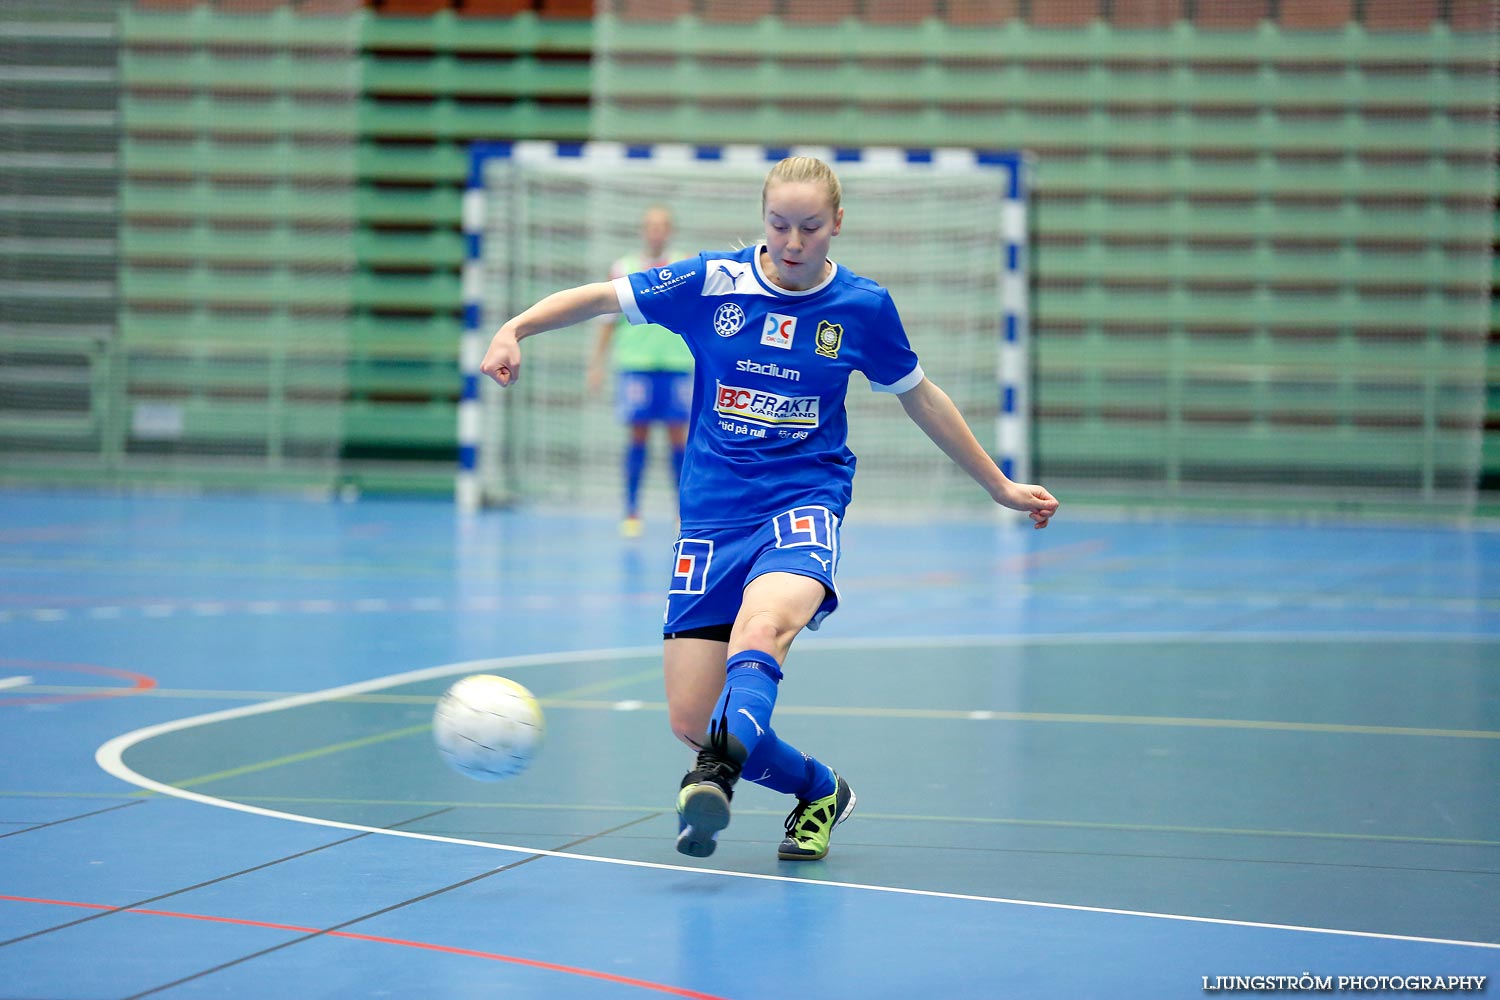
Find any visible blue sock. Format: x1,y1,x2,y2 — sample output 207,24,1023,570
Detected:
743,730,835,800
709,650,782,761
624,441,647,515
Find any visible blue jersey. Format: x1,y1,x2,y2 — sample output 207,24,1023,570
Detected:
612,244,924,528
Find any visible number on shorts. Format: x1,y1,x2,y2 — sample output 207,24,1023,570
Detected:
670,538,713,594
773,506,834,550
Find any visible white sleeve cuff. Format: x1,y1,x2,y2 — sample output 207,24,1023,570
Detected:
612,276,645,325
870,364,925,394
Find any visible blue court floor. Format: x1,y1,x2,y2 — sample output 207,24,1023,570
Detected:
0,489,1496,998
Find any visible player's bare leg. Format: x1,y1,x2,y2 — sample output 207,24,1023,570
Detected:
664,636,728,750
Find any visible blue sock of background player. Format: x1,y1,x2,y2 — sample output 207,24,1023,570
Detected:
624,439,647,518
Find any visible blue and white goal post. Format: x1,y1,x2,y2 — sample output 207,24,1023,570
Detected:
458,141,1031,517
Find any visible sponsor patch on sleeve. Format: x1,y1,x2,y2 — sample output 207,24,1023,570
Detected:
636,267,698,297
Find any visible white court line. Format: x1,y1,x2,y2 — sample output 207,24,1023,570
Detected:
94,635,1500,952
0,675,33,692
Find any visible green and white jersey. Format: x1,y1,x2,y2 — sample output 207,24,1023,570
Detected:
609,252,695,373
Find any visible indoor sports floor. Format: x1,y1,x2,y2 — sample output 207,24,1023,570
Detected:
1,489,1497,998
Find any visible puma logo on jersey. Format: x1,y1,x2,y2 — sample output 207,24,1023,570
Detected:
702,258,773,297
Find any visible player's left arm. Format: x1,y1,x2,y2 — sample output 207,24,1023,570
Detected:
897,376,1058,529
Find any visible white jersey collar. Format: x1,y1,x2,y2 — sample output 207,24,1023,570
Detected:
753,243,838,297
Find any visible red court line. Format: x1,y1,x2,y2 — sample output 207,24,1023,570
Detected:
0,895,728,1000
996,537,1110,574
0,660,157,706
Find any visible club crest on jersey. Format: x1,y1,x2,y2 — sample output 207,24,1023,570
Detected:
713,302,746,338
815,320,843,359
761,313,796,350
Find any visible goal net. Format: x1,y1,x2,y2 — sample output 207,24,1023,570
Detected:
460,141,1028,520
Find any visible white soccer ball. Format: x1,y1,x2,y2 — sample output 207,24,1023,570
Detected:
432,674,544,781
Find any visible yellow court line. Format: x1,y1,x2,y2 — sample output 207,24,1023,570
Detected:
850,813,1500,849
534,700,1500,740
215,795,1500,850
150,668,665,792
525,667,661,701
144,723,436,794
808,705,1500,740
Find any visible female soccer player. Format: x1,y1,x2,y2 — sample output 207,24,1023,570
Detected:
481,156,1058,862
585,205,694,538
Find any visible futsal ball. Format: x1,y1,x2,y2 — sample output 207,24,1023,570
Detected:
432,674,544,781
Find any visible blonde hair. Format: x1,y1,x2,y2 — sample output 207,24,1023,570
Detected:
762,156,842,216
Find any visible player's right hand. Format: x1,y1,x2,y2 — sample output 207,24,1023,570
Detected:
481,327,521,387
999,482,1059,529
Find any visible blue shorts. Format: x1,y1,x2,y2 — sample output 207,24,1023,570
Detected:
663,505,842,636
618,370,692,425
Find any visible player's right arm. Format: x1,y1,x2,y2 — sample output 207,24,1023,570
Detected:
482,281,620,388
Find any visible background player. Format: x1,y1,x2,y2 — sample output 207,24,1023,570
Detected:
481,156,1058,862
586,205,694,538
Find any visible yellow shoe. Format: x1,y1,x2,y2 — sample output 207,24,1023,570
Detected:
621,516,644,538
675,717,745,859
777,772,856,861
